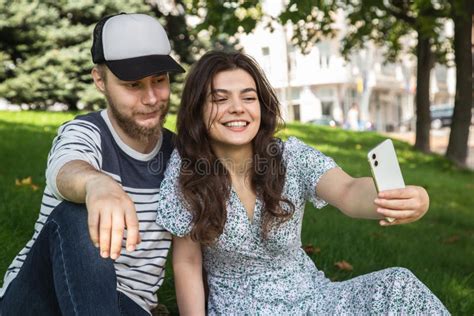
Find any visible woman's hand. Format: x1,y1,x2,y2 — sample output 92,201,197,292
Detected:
374,185,429,226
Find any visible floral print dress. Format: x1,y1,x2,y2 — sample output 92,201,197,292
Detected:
156,137,449,315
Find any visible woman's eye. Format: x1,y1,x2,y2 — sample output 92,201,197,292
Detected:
243,97,257,102
213,98,227,103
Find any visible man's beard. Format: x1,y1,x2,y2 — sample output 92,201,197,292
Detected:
106,95,168,143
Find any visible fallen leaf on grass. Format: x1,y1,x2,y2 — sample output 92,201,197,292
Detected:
442,235,460,244
16,176,32,186
303,244,321,255
370,232,384,239
335,260,353,271
15,176,40,191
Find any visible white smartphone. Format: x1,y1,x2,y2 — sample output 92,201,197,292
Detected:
367,139,405,223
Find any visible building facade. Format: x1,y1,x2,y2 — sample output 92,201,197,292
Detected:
239,1,456,132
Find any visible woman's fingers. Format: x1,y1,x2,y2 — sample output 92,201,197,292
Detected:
377,208,414,219
378,186,417,199
374,197,416,210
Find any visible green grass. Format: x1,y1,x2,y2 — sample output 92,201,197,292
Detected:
0,111,473,314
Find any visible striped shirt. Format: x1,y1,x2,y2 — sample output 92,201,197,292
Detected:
0,110,174,314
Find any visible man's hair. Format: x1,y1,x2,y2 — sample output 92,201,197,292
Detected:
95,64,108,83
176,50,295,244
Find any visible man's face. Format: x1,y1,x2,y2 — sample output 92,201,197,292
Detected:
93,66,171,142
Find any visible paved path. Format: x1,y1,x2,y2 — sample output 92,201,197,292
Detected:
383,126,474,170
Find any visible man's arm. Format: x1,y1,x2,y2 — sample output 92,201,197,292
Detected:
56,160,140,259
316,167,429,225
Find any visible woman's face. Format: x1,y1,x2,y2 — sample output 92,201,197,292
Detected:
203,68,261,152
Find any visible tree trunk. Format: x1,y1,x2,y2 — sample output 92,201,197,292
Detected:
414,32,434,153
446,0,473,168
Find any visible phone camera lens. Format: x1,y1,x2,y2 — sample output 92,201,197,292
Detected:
372,154,376,160
374,160,378,167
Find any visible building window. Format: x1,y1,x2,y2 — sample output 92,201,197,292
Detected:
344,89,357,114
261,46,271,74
316,41,330,68
288,45,297,80
397,94,402,122
317,87,333,98
293,104,301,121
321,101,333,116
291,87,300,101
381,63,396,76
435,66,447,83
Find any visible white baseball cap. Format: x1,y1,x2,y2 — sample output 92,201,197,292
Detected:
91,13,185,81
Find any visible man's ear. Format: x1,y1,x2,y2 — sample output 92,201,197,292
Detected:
91,67,106,93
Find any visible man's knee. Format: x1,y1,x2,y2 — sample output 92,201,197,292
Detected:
48,201,87,226
46,201,105,261
46,201,91,243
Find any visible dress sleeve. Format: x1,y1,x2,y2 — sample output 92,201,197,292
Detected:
284,137,338,209
45,119,102,200
155,149,193,237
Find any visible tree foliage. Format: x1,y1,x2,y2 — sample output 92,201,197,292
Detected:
186,0,262,40
282,0,472,165
189,0,471,165
277,0,454,153
1,1,471,165
0,0,195,111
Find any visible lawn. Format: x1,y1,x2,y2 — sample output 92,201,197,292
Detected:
0,111,472,314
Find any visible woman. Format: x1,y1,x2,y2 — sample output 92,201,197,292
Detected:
156,51,449,315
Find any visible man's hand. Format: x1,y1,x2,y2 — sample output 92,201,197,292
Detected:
85,174,140,259
56,160,140,260
374,185,429,226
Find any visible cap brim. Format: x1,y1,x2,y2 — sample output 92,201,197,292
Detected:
106,55,185,81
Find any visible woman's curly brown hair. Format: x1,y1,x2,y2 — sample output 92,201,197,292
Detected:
176,50,295,244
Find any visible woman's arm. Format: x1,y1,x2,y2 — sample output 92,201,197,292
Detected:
316,167,429,225
172,235,206,316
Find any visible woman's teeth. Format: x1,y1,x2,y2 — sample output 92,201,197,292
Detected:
224,121,248,127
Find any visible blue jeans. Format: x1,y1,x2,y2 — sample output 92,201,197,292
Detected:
0,201,149,316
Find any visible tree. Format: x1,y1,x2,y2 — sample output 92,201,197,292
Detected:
445,0,473,168
0,1,147,110
191,0,454,154
0,0,194,111
185,0,262,45
278,0,473,166
278,0,452,154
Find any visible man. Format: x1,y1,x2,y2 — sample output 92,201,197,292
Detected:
0,13,184,315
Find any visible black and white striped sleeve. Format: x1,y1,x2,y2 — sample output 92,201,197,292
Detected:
45,119,103,200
